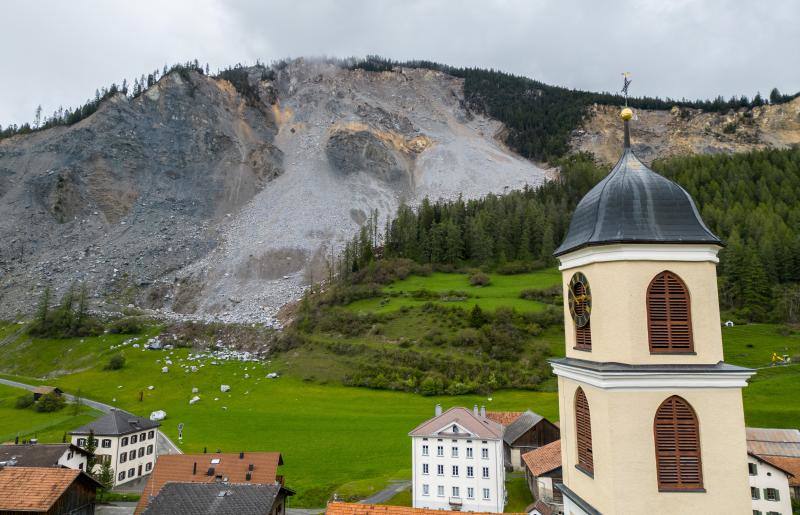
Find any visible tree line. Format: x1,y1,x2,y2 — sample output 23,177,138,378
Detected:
339,147,800,323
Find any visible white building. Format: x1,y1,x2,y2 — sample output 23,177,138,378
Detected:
70,408,160,486
748,453,794,515
409,405,506,513
0,443,90,471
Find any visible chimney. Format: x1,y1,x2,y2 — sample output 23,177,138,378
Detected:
192,462,197,475
207,467,215,476
239,452,244,459
248,463,254,471
473,405,479,416
246,471,252,481
435,404,442,417
480,405,486,418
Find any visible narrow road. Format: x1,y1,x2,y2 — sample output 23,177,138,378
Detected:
0,378,181,455
360,480,411,504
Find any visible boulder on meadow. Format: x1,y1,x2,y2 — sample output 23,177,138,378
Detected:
220,384,231,392
162,366,169,373
150,410,167,421
189,396,200,405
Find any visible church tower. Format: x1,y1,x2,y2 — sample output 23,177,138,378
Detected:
551,107,755,514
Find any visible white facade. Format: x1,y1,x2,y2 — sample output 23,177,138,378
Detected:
411,421,506,513
749,454,793,515
72,428,158,486
58,446,90,471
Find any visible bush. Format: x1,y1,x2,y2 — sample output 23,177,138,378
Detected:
106,354,126,370
107,316,147,334
35,392,65,412
15,394,34,409
469,272,491,287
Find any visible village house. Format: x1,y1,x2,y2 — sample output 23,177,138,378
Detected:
325,501,525,515
69,408,160,487
521,440,563,514
0,443,91,471
409,405,506,513
0,466,102,515
31,386,63,401
135,451,286,514
747,427,800,500
142,482,292,515
747,452,794,515
487,410,560,471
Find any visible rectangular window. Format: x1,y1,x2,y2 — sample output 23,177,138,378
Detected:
422,464,429,475
482,467,489,479
147,445,154,455
148,430,155,439
467,487,474,499
467,466,474,478
129,450,135,460
767,512,781,515
422,445,429,456
751,487,760,500
451,447,459,458
437,486,444,497
118,472,125,481
753,511,762,515
749,462,758,475
764,488,780,501
452,486,460,497
138,447,145,458
437,446,444,457
145,462,152,472
481,448,489,459
482,488,490,500
466,447,473,458
437,465,444,476
140,432,146,441
120,453,127,463
131,435,138,444
102,439,112,448
128,468,135,478
422,484,429,496
452,465,459,477
77,438,86,447
121,437,128,447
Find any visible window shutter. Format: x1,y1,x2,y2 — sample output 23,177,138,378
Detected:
654,396,703,490
647,271,693,353
574,282,592,350
575,388,593,474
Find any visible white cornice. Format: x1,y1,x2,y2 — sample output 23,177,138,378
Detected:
558,244,722,271
551,361,754,390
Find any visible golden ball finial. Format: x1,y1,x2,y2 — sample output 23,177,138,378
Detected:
620,107,633,121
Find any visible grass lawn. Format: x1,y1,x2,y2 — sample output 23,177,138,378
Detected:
383,487,412,506
0,383,102,443
504,474,534,512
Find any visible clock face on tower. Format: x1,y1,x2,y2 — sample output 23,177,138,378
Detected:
568,272,592,328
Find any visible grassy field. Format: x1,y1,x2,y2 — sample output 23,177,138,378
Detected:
504,474,534,512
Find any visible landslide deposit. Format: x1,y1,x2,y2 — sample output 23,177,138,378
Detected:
0,59,545,323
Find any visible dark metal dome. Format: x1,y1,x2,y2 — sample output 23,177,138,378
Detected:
554,125,721,257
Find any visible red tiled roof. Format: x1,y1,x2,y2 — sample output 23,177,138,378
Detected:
326,502,525,515
758,455,800,486
529,500,554,515
135,452,283,514
0,466,99,511
522,440,562,477
485,411,524,426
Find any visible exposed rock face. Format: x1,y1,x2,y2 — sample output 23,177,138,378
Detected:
572,98,800,165
0,59,545,323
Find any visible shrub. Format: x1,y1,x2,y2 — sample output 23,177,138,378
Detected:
107,316,147,334
35,392,65,412
15,394,34,409
106,354,126,370
419,376,445,396
452,327,483,347
469,272,491,286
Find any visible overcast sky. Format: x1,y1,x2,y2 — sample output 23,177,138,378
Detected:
2,0,798,127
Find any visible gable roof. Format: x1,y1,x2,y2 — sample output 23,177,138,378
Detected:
70,408,160,436
522,440,562,477
503,410,549,445
0,466,102,511
408,407,504,440
758,456,800,487
749,452,796,478
485,411,524,426
326,502,525,515
32,386,61,395
529,500,554,515
142,482,283,515
135,452,284,514
0,443,90,467
746,427,800,457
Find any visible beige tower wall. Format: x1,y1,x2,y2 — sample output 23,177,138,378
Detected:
558,376,752,514
561,260,724,365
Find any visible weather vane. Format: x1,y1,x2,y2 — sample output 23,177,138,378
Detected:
621,72,632,106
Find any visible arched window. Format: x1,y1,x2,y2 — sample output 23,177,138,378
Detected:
654,396,703,491
647,271,693,353
575,387,593,475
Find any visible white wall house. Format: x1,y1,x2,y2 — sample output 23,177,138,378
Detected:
0,443,90,471
70,408,160,486
409,405,506,513
748,453,793,515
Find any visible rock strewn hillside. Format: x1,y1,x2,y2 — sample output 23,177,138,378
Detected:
572,97,800,164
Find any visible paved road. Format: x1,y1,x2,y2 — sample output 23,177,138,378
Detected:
95,502,136,515
0,378,182,456
360,480,411,504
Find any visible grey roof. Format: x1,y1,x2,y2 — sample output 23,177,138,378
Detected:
408,407,504,440
142,482,282,515
556,483,601,515
746,427,800,457
503,410,545,445
554,146,721,256
0,444,89,467
550,357,753,374
70,408,159,436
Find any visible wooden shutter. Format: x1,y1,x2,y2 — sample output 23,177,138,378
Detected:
647,271,693,353
575,388,593,475
654,396,703,490
574,282,592,350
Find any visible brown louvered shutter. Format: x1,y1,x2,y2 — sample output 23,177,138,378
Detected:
647,271,693,353
654,396,703,490
574,282,592,350
575,388,593,475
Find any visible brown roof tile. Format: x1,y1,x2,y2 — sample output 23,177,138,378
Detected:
326,502,526,515
135,452,283,514
485,411,524,426
0,466,100,511
758,455,800,486
522,440,562,477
